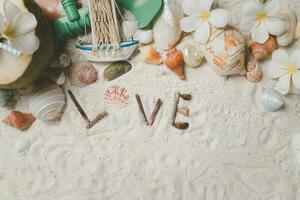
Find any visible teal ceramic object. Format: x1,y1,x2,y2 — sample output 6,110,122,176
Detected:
118,0,163,29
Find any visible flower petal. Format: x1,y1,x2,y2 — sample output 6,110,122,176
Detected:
194,21,210,44
274,74,291,95
265,18,286,36
242,1,262,18
209,9,229,28
252,23,269,44
11,12,37,36
198,0,214,12
3,0,20,25
9,33,40,55
290,50,300,68
182,0,203,15
272,49,291,66
0,14,4,35
180,16,201,32
264,0,281,17
268,61,287,78
239,17,258,33
292,71,300,89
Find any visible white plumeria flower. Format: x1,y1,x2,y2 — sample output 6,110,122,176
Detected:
180,0,229,44
240,0,286,44
0,0,39,55
268,49,300,95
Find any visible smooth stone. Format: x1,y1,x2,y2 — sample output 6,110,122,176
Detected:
262,89,284,112
182,45,203,68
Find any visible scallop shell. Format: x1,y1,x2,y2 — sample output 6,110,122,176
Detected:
139,45,162,65
29,84,66,120
246,56,262,83
71,62,98,87
165,48,185,80
249,36,277,61
0,89,13,107
199,27,246,76
105,86,129,106
182,45,204,68
262,88,284,112
277,10,297,47
103,61,132,81
3,111,36,131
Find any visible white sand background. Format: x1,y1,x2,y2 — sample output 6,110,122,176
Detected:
1,0,300,199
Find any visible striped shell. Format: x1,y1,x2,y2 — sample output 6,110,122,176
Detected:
249,36,277,61
3,111,36,131
29,84,66,121
199,27,246,76
246,56,262,83
103,61,132,81
71,62,98,87
105,86,129,106
0,89,13,107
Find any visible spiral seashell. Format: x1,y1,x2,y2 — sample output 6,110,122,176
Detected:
103,61,132,81
29,83,66,121
249,36,277,61
199,27,246,76
0,89,13,107
3,111,36,131
71,62,98,87
165,48,185,80
246,56,262,83
139,45,162,65
105,86,129,106
277,10,297,47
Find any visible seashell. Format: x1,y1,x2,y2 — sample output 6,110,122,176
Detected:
177,107,190,116
105,86,129,106
165,48,185,80
199,27,246,76
246,56,262,83
0,89,13,107
71,62,98,87
14,138,31,155
133,30,154,45
249,36,277,61
262,88,284,112
182,45,204,68
174,122,189,130
153,0,183,50
103,61,132,81
3,111,36,131
139,45,162,65
179,93,192,100
29,83,66,120
277,10,297,47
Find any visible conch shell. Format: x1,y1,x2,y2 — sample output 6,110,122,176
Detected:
199,27,246,76
277,10,297,47
165,48,185,80
139,45,162,65
249,36,277,61
246,56,262,83
3,111,36,131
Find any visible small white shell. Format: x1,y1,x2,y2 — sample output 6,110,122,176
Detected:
277,10,297,46
29,84,66,121
262,88,284,112
133,30,154,44
182,45,203,68
14,139,31,155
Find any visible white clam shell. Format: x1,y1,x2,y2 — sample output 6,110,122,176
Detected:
153,0,183,50
133,30,154,45
14,138,31,155
182,45,203,68
29,84,66,121
262,89,284,112
277,10,297,47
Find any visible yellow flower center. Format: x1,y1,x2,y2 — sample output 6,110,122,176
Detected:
256,12,267,22
286,65,297,74
200,11,210,21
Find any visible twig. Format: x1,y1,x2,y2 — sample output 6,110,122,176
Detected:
171,92,180,126
149,99,162,126
135,94,149,126
86,111,108,129
68,90,90,124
